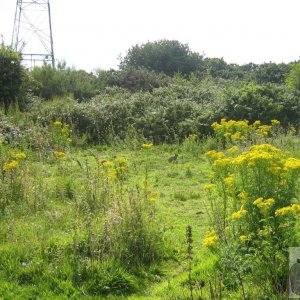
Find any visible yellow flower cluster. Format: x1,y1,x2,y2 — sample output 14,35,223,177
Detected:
203,231,219,247
255,125,272,137
101,161,114,168
149,191,158,202
53,151,66,160
212,119,250,142
238,192,249,201
114,156,128,168
275,204,300,217
284,158,300,170
53,120,62,127
10,151,26,160
141,143,153,149
205,150,226,161
231,208,247,220
223,175,234,186
3,160,18,172
108,170,117,180
239,235,248,242
253,197,275,213
227,146,239,155
258,225,272,237
231,144,282,167
203,183,216,191
211,118,281,144
271,119,280,126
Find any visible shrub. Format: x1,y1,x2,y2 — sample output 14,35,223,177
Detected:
0,45,25,111
204,125,300,296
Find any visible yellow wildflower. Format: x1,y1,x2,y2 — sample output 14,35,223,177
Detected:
116,166,126,173
11,152,26,160
239,235,247,242
231,208,247,220
108,170,117,180
53,120,62,127
101,161,114,168
114,156,128,167
203,231,219,248
53,151,66,160
231,132,243,141
238,192,248,201
203,183,216,191
213,158,231,168
258,226,272,237
275,206,293,217
271,119,280,126
205,150,226,161
250,144,280,153
227,146,239,155
256,125,272,136
3,160,18,171
149,191,158,202
253,197,275,213
291,204,300,213
253,120,261,127
288,127,297,136
284,158,300,170
224,175,234,186
141,143,153,149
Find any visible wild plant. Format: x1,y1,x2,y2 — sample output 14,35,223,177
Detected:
203,137,300,295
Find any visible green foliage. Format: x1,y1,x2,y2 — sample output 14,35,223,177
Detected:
96,67,171,92
120,40,204,76
31,63,98,100
0,45,25,110
223,83,286,124
31,64,68,99
286,61,300,90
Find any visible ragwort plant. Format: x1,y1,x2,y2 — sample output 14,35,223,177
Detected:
212,118,281,148
1,148,28,211
203,119,300,296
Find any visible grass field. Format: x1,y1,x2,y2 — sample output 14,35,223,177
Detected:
0,118,299,299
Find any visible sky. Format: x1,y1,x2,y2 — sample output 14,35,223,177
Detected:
0,0,300,72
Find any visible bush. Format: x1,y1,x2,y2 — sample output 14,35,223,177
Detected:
120,40,204,76
0,45,25,110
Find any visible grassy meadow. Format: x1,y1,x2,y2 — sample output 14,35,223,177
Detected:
0,107,300,299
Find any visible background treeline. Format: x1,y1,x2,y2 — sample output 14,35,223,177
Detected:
1,40,300,144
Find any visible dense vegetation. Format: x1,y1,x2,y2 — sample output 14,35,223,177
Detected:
0,40,300,299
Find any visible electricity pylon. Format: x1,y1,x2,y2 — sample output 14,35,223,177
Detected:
11,0,55,68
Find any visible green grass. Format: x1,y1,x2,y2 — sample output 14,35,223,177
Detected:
0,129,299,299
0,141,216,299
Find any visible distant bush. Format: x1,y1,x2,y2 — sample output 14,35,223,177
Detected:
120,40,204,76
222,82,300,127
68,87,224,144
25,78,300,145
0,45,26,111
30,63,98,100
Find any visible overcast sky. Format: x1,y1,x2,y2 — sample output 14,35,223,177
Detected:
1,0,299,71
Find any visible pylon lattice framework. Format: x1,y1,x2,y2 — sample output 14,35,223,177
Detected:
12,0,55,68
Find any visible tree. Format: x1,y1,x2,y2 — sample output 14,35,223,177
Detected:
0,45,24,110
285,61,300,90
119,40,204,76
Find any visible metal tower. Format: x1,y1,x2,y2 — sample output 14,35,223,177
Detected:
12,0,55,68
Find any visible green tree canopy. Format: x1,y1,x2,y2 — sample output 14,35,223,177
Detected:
119,40,204,76
0,45,24,110
286,61,300,90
